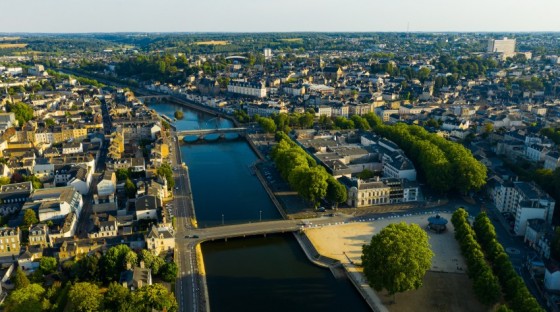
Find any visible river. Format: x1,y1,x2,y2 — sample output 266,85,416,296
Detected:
150,101,370,312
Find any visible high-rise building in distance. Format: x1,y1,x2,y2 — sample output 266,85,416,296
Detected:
487,37,516,56
264,48,272,60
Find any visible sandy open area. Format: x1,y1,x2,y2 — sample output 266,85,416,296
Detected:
306,213,465,273
305,213,488,312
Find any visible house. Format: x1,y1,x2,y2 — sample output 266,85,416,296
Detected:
56,238,106,262
134,195,160,220
95,170,117,203
120,263,152,290
88,216,118,239
323,66,344,81
28,224,49,248
18,246,42,271
48,212,77,241
54,164,92,195
62,142,83,155
0,227,21,257
145,224,175,255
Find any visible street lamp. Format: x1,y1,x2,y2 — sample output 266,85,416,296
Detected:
259,210,262,222
221,214,224,225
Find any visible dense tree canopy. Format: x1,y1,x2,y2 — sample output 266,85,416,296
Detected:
39,257,58,275
101,245,135,282
4,283,45,312
271,132,346,207
362,222,433,296
451,209,501,305
68,282,102,312
6,102,34,126
13,267,30,290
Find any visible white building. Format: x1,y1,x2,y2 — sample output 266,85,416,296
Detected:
24,187,83,222
526,144,548,162
545,265,560,291
513,182,555,236
264,48,272,60
487,37,516,56
62,142,83,155
227,81,267,98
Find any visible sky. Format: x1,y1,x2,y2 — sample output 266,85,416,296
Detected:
1,0,560,33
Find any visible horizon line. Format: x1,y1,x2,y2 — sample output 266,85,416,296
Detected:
2,30,560,35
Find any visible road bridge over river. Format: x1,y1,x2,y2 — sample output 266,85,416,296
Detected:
176,127,247,141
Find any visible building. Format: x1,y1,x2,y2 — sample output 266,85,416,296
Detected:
88,217,118,239
0,227,21,256
120,264,152,290
339,177,419,208
145,224,175,255
95,170,117,203
227,81,267,98
524,219,552,260
264,48,272,60
0,182,33,216
134,195,160,220
513,182,555,236
487,37,516,56
25,187,83,222
28,224,49,248
490,180,556,236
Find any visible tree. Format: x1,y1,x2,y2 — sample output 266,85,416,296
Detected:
4,283,45,312
124,178,137,199
77,254,100,281
44,118,56,126
160,262,178,282
116,169,129,181
13,267,30,289
23,175,42,189
22,209,38,228
68,282,102,312
290,166,328,207
0,176,11,186
101,244,133,282
157,163,175,190
39,257,58,275
6,102,34,126
104,282,134,312
357,169,375,180
326,176,347,207
256,116,277,134
124,250,138,268
174,110,184,119
132,284,177,312
362,222,434,297
484,122,494,134
140,250,164,275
